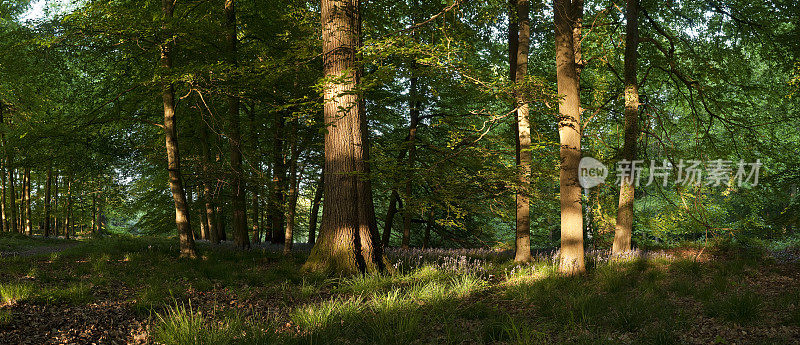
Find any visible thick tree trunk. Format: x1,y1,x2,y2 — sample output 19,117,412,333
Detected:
269,112,286,244
44,166,52,237
161,0,197,258
554,0,585,274
224,0,249,249
308,171,323,245
23,167,31,236
304,0,385,274
613,0,640,255
199,125,219,243
513,0,532,263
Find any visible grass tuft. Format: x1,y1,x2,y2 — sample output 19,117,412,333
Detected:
0,282,33,305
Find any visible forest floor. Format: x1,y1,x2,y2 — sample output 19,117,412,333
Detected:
1,233,800,345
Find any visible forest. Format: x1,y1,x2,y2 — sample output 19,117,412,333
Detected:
0,0,799,343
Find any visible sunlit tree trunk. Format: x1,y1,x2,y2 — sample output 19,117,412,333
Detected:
1,161,5,233
23,167,31,236
304,0,385,274
554,0,585,274
613,0,640,255
161,0,197,258
308,171,323,245
44,165,53,237
513,0,533,263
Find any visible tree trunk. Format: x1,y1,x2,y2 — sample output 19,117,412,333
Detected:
65,178,72,239
23,167,31,236
224,0,249,250
304,0,385,274
198,185,208,240
161,0,197,258
554,0,585,274
401,66,421,250
216,203,227,241
613,0,640,255
513,0,532,263
269,112,286,244
1,160,6,233
423,209,433,249
199,124,219,243
284,121,300,254
308,171,323,245
248,104,262,244
44,166,52,237
381,189,400,247
91,193,97,234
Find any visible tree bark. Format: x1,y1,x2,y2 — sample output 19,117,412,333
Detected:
23,167,31,236
65,178,72,239
401,67,421,249
513,0,532,263
199,124,219,243
308,171,323,245
161,0,198,258
269,112,286,244
554,0,585,274
53,173,60,236
248,104,262,244
284,121,301,254
381,189,400,247
224,0,249,250
0,159,5,233
304,0,385,274
423,209,433,249
44,166,53,237
613,0,640,255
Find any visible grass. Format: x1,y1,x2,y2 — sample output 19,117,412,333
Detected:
1,234,798,344
0,232,69,252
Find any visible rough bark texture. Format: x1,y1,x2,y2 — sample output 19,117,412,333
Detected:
554,0,585,274
304,0,385,275
613,0,640,255
513,0,532,263
308,172,323,245
161,0,197,258
44,166,52,237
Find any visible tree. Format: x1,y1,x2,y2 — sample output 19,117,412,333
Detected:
304,0,385,274
160,0,197,258
554,0,584,274
513,0,532,263
612,0,640,255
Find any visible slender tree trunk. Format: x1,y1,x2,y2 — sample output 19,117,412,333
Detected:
161,0,197,258
199,125,219,243
308,171,323,245
216,203,227,241
284,122,300,254
23,167,31,236
44,166,52,237
554,0,585,274
401,67,421,250
423,209,433,249
248,104,261,244
304,0,385,274
381,190,400,246
224,0,249,249
53,173,60,236
198,185,208,240
613,0,640,255
513,0,532,263
65,178,72,239
269,112,286,244
91,193,97,234
1,160,6,233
